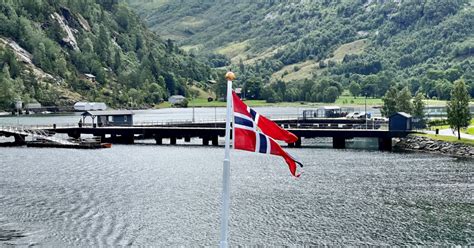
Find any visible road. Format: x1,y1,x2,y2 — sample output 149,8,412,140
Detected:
425,127,474,140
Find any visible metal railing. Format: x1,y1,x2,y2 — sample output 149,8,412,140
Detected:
0,125,75,145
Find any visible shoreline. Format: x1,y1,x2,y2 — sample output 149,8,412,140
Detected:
394,135,474,159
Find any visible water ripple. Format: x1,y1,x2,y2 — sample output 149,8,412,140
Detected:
0,146,472,246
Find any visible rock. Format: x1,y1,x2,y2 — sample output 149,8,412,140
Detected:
396,135,474,159
51,12,80,51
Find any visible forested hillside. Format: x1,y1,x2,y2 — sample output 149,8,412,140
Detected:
126,0,473,102
0,0,212,110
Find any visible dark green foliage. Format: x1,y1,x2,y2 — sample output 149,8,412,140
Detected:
126,0,473,102
382,86,415,117
349,82,361,98
412,92,426,128
0,0,212,109
447,79,471,140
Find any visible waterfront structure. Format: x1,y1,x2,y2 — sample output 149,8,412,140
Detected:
389,112,412,131
74,102,107,111
81,110,134,127
168,95,186,105
25,102,42,109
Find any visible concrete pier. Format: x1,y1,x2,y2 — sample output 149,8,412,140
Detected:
45,126,412,151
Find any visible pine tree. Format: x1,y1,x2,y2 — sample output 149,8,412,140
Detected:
447,79,471,140
381,86,398,117
0,66,16,109
412,92,426,128
396,87,413,114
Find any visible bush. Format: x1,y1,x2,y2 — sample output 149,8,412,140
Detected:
427,119,449,127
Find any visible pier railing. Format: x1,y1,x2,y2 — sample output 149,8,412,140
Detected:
0,125,74,145
2,117,390,131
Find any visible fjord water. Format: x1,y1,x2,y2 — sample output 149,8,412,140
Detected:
0,109,472,246
1,145,472,246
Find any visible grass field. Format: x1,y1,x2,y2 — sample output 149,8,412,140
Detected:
466,126,474,135
416,133,474,146
335,96,383,105
154,96,471,109
215,40,251,60
155,98,310,108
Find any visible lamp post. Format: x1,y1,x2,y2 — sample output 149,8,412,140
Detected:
365,94,368,129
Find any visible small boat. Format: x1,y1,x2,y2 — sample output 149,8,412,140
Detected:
101,143,112,148
27,141,112,149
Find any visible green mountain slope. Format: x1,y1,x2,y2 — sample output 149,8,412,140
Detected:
0,0,212,110
126,0,473,102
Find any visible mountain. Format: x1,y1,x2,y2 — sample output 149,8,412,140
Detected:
125,0,473,102
0,0,213,110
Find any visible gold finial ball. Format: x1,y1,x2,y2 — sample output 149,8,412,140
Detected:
225,71,236,81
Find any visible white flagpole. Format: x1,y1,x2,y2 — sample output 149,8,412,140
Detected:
220,72,235,248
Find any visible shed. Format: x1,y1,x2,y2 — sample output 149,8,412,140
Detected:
81,110,134,127
84,73,96,82
389,112,412,131
168,95,186,105
25,103,42,109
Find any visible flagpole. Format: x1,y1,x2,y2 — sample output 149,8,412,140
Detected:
220,71,235,248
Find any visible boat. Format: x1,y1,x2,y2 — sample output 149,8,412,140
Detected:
26,141,112,149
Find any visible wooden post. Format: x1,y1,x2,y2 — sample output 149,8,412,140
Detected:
170,137,177,145
185,136,191,142
212,136,218,146
378,137,392,151
124,134,134,144
295,137,302,148
333,137,345,149
13,134,26,145
202,137,209,146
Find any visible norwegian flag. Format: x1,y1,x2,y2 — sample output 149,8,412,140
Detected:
232,91,303,177
232,92,298,144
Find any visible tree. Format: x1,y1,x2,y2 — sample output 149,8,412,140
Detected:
323,86,339,103
412,92,426,128
349,82,361,98
381,86,398,117
0,67,16,109
447,79,471,140
396,87,413,114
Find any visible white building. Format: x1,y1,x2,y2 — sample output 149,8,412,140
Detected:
168,95,186,105
74,102,107,111
25,103,42,109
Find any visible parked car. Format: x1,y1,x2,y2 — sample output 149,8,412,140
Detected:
347,112,368,119
346,112,359,119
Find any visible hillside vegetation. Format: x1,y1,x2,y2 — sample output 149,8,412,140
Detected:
126,0,473,103
0,0,213,110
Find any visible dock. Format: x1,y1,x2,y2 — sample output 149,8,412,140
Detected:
1,117,413,151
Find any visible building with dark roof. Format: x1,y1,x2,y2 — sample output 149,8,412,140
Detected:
81,110,134,127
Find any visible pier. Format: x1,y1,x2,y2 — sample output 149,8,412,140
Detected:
48,118,410,151
1,117,413,151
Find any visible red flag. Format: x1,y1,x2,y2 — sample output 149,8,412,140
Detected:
232,92,302,177
232,91,298,144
